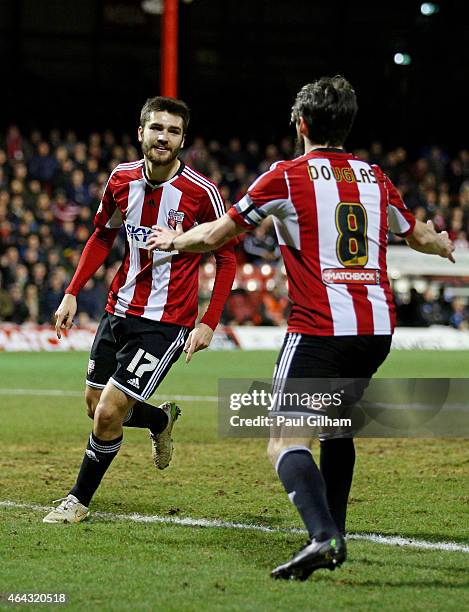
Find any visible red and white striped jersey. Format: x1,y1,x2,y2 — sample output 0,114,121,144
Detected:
95,159,227,327
228,148,416,336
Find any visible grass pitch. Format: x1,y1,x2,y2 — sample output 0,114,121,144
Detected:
0,350,468,611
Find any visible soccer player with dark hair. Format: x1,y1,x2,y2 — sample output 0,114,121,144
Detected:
43,96,237,523
147,76,455,580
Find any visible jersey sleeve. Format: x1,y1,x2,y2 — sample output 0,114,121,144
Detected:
381,172,416,237
94,172,123,229
199,243,237,330
227,163,289,230
65,227,119,296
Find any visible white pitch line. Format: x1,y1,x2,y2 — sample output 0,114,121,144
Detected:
1,501,468,554
0,389,218,402
349,532,469,553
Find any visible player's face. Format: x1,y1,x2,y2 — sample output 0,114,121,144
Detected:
139,111,185,166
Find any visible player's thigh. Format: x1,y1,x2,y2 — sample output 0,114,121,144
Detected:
110,318,190,404
342,335,392,378
274,333,343,383
338,335,393,402
272,333,342,412
86,312,119,395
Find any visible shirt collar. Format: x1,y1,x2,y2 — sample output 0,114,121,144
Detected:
142,160,185,189
310,147,346,153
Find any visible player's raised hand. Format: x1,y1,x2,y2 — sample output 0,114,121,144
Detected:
55,293,77,339
183,323,214,363
427,220,456,263
147,222,183,254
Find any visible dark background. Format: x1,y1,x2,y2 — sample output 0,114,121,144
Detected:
1,0,467,150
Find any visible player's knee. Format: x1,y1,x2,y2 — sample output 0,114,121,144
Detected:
267,438,282,467
94,400,120,431
85,387,101,419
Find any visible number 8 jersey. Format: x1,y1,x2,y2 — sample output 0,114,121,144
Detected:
228,148,416,336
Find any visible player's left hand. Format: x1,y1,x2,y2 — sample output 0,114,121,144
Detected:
147,223,183,254
427,220,456,263
184,323,214,363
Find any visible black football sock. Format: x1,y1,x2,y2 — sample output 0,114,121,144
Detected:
69,432,123,507
276,447,338,541
320,437,356,535
122,402,168,433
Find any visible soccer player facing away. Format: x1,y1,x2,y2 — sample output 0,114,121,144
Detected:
43,97,236,524
147,77,455,580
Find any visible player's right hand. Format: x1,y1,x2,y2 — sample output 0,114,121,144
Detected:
55,293,77,339
147,222,184,254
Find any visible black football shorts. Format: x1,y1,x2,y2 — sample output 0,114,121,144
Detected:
271,333,392,420
86,312,190,402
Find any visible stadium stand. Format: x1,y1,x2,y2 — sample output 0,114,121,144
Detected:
0,127,468,329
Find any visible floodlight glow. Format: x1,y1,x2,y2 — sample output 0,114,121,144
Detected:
421,3,439,16
394,53,411,66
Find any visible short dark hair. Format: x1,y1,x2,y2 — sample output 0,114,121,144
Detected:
291,76,358,147
140,96,190,133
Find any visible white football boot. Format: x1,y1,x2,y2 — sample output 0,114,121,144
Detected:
149,401,181,470
43,494,89,524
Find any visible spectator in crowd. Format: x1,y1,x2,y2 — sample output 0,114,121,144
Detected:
225,289,261,326
6,125,23,160
39,272,66,324
397,288,429,327
24,284,39,322
7,284,29,323
66,169,92,206
243,219,280,265
77,278,106,321
0,246,21,286
30,262,48,293
0,274,13,319
262,287,290,326
449,297,468,330
29,141,58,184
52,190,80,223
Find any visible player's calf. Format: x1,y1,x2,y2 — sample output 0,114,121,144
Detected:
122,401,170,432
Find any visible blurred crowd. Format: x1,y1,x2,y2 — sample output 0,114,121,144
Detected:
0,126,468,329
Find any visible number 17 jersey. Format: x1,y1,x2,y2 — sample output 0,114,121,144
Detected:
228,148,416,336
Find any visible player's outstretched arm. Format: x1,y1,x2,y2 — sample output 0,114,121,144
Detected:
148,214,244,253
406,219,455,263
